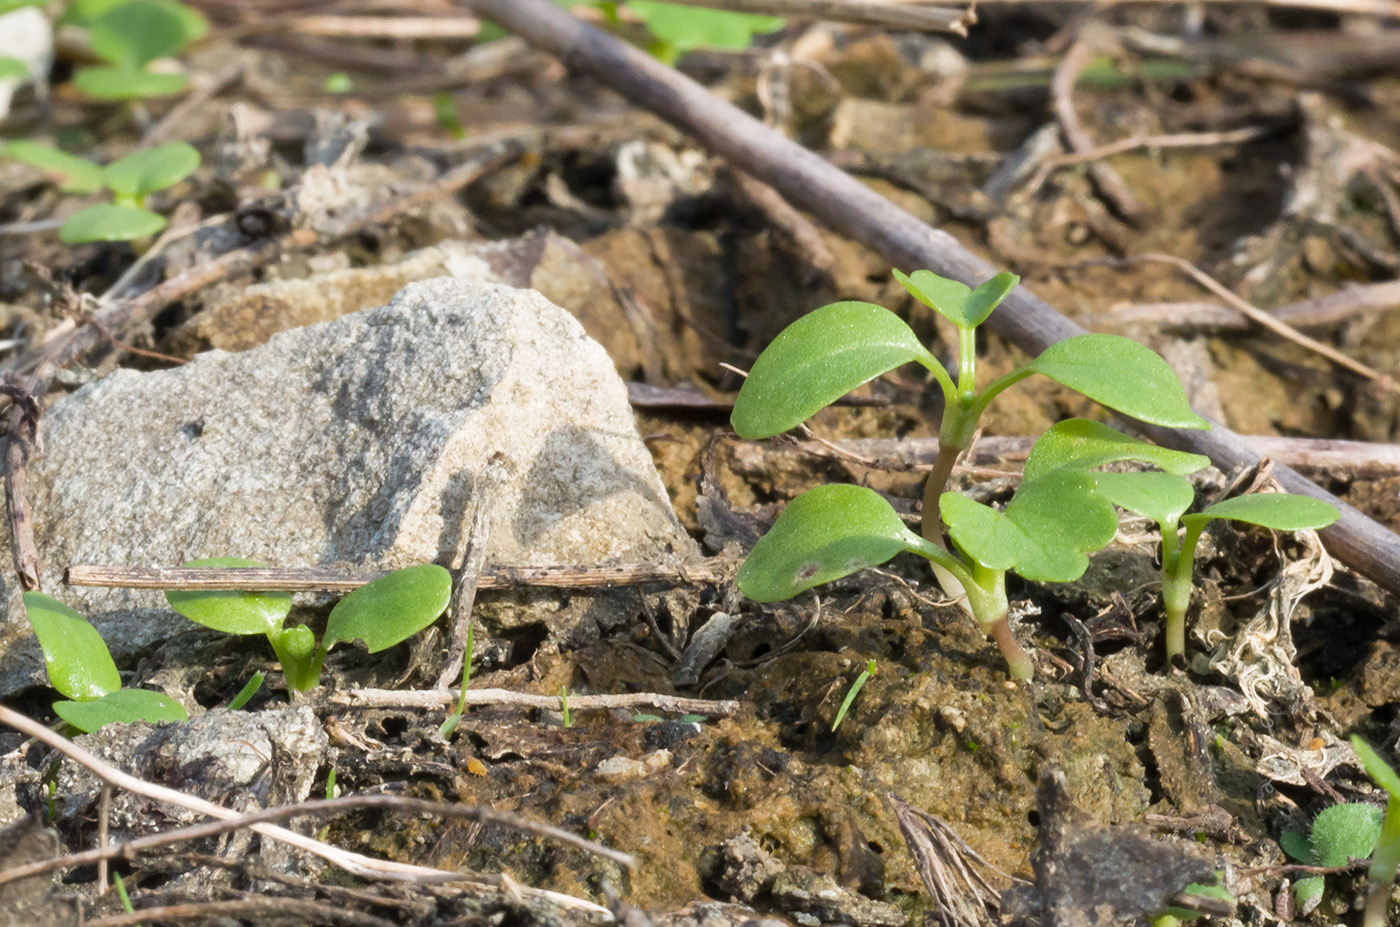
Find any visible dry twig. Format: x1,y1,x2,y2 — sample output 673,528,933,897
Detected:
329,686,740,716
1049,39,1146,224
649,0,974,32
437,452,507,691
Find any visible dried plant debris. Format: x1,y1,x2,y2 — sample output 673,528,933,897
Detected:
1000,769,1226,927
0,815,80,927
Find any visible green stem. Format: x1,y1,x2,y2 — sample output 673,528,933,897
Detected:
1161,521,1204,665
1364,798,1400,927
920,440,962,545
963,566,1031,680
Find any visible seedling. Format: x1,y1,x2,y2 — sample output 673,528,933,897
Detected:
165,558,452,697
63,0,208,101
1280,801,1383,915
831,658,875,732
1148,881,1235,926
1,140,199,242
22,592,187,733
1352,737,1400,927
534,1,781,63
1046,420,1339,662
732,268,1207,678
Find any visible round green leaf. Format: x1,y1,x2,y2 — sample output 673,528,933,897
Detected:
60,204,165,243
73,66,189,100
894,269,971,326
943,470,1118,582
1190,494,1339,532
1029,333,1210,429
53,688,186,733
164,557,292,635
1023,419,1210,481
1091,471,1196,530
1279,829,1313,864
1293,875,1324,912
1353,736,1400,799
626,1,782,52
89,0,206,68
23,592,121,701
732,301,941,439
323,564,452,653
1,141,104,193
103,142,199,197
1310,802,1382,866
737,484,933,602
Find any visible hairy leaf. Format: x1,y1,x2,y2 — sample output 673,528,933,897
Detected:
1029,334,1210,429
60,203,165,242
23,593,121,701
942,470,1118,582
1091,471,1196,529
732,301,940,438
103,142,199,197
54,688,186,733
323,564,452,653
1023,419,1210,480
1187,493,1339,532
165,557,292,635
1,141,104,193
1311,803,1382,867
737,484,934,602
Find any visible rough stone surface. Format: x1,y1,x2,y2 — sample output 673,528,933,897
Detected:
0,279,696,696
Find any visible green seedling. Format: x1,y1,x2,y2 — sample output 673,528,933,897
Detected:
1,140,199,242
831,658,875,732
165,558,452,697
530,1,781,62
226,670,264,710
559,686,573,728
1281,801,1383,916
1352,737,1400,927
1043,420,1339,661
22,592,187,733
1149,881,1235,926
64,0,208,101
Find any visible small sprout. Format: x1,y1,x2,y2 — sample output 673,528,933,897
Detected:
226,671,265,711
1150,881,1235,925
59,203,167,243
1281,802,1383,915
560,686,573,728
2,140,106,193
68,0,208,100
23,592,187,733
322,72,354,94
624,1,781,61
1352,736,1400,927
102,142,200,204
831,658,876,732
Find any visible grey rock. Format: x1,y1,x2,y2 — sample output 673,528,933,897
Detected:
771,865,906,927
0,279,696,696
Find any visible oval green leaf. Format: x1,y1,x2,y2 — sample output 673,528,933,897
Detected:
324,564,452,653
23,592,121,700
60,203,165,243
1310,802,1382,867
626,1,782,51
732,301,942,439
1091,471,1196,529
89,0,207,68
962,272,1020,328
164,557,292,635
943,470,1118,582
894,269,971,326
1189,494,1339,532
1029,333,1210,429
1279,829,1312,864
1023,418,1210,481
53,688,187,733
1353,736,1400,799
73,66,189,100
103,142,199,197
737,484,932,602
1,141,104,193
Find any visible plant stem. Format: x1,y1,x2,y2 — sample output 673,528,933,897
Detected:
920,439,962,545
1160,521,1204,665
987,615,1034,681
963,565,1032,680
1364,797,1400,927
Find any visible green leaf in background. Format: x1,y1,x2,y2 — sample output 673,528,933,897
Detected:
1156,882,1235,922
1187,493,1340,532
737,484,936,602
103,141,199,197
1091,471,1196,530
60,203,166,242
165,557,292,635
1355,736,1400,799
73,66,189,100
1028,333,1211,430
323,564,452,652
54,687,186,733
1,141,105,193
23,592,121,701
0,55,28,81
894,269,1018,329
1022,419,1210,480
942,470,1118,582
732,301,944,439
88,0,207,68
625,1,781,52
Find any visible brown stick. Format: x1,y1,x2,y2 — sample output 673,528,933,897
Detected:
65,561,719,592
1049,39,1146,224
457,0,1400,599
1097,279,1400,333
437,453,505,691
330,686,739,716
4,371,46,590
649,0,974,32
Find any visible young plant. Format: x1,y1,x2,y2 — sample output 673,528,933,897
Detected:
23,592,187,733
1280,801,1384,916
165,558,452,697
1042,420,1340,662
63,0,208,101
1,140,199,242
1352,736,1400,927
536,1,782,63
831,658,875,732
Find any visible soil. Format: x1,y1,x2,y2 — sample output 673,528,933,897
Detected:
3,4,1400,927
